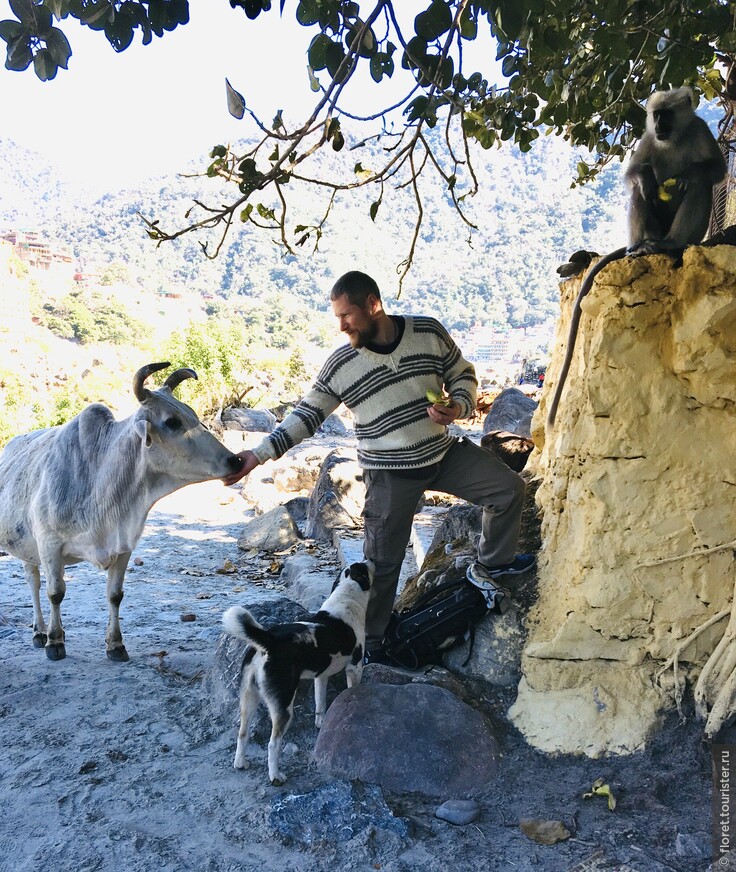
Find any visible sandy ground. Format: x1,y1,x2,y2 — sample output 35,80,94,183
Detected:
0,479,717,872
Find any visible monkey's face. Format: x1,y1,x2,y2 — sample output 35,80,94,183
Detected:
652,109,674,141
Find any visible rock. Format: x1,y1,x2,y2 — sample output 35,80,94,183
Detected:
271,461,319,495
283,496,310,535
237,505,300,552
674,831,709,859
318,413,349,436
443,603,525,687
266,780,408,847
519,818,571,845
305,449,365,540
312,683,499,796
526,247,736,756
202,595,310,719
434,799,481,826
221,407,277,433
279,552,336,612
482,387,538,438
480,430,535,472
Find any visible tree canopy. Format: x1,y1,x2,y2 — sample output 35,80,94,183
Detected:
2,0,734,287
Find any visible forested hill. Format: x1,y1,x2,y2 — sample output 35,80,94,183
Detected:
0,130,628,332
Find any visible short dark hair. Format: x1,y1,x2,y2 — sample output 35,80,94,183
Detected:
330,271,381,307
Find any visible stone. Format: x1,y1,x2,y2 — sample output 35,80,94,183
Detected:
482,387,538,438
279,552,336,612
312,682,499,796
202,595,310,720
283,497,309,535
237,505,300,552
674,831,709,859
266,780,408,847
443,603,525,687
221,407,277,433
305,449,365,540
521,246,736,756
318,413,349,436
434,799,481,826
480,430,535,472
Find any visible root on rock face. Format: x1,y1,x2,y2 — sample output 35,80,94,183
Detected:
657,604,736,738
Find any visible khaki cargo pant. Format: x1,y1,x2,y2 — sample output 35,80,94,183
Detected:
361,437,526,639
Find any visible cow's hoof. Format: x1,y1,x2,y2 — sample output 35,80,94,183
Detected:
107,646,130,663
45,642,66,661
33,633,47,649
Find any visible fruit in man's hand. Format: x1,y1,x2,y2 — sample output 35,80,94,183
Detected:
426,389,451,406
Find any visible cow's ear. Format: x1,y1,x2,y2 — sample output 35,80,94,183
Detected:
134,417,152,447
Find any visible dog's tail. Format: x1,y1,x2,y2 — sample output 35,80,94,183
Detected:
222,607,271,651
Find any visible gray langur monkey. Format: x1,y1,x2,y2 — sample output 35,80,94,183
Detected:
547,87,727,427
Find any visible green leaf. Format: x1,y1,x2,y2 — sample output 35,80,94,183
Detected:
0,19,24,44
225,77,245,120
296,0,319,26
272,109,283,129
209,144,227,158
325,40,346,80
45,26,71,67
369,200,380,221
308,33,331,70
5,33,32,70
414,0,452,42
33,46,57,79
307,65,320,92
256,203,275,221
240,203,253,222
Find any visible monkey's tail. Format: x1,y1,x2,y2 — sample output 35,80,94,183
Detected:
546,247,628,428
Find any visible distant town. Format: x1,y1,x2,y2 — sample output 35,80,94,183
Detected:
1,227,555,387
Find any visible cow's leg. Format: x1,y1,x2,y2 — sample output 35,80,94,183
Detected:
23,563,47,649
105,552,131,662
41,553,66,661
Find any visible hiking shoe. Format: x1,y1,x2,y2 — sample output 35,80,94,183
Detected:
465,566,511,613
468,554,537,582
363,639,390,666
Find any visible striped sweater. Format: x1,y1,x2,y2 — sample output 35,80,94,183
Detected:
252,316,477,470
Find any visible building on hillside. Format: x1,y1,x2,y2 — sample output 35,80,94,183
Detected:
0,237,31,331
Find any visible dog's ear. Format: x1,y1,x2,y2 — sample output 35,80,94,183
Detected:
331,566,350,592
347,562,371,592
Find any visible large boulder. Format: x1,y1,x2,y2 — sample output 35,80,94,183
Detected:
305,449,365,540
312,682,499,796
222,407,277,433
237,505,301,552
482,387,538,438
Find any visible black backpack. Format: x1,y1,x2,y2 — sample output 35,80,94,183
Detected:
381,578,495,669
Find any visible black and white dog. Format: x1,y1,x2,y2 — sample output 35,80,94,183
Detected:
221,560,373,785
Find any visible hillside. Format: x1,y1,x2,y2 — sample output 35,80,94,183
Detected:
0,130,628,333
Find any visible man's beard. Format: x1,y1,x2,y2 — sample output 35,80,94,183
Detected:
348,320,378,348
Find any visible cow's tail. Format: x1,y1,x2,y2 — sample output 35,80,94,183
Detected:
222,607,272,652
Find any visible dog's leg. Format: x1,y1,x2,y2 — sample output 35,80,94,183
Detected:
265,696,294,786
234,680,260,770
345,660,363,689
314,675,330,729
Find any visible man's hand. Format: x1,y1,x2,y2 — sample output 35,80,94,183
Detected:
222,450,260,486
427,400,461,426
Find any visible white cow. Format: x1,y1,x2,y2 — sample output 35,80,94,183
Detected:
0,362,244,661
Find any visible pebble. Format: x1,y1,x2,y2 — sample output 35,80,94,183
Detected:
434,799,481,826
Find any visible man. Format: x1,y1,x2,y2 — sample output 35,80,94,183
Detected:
224,271,535,657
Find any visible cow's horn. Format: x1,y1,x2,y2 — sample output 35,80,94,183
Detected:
164,368,198,393
133,362,171,401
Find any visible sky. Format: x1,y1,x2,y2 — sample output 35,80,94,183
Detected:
0,0,384,191
0,1,460,193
